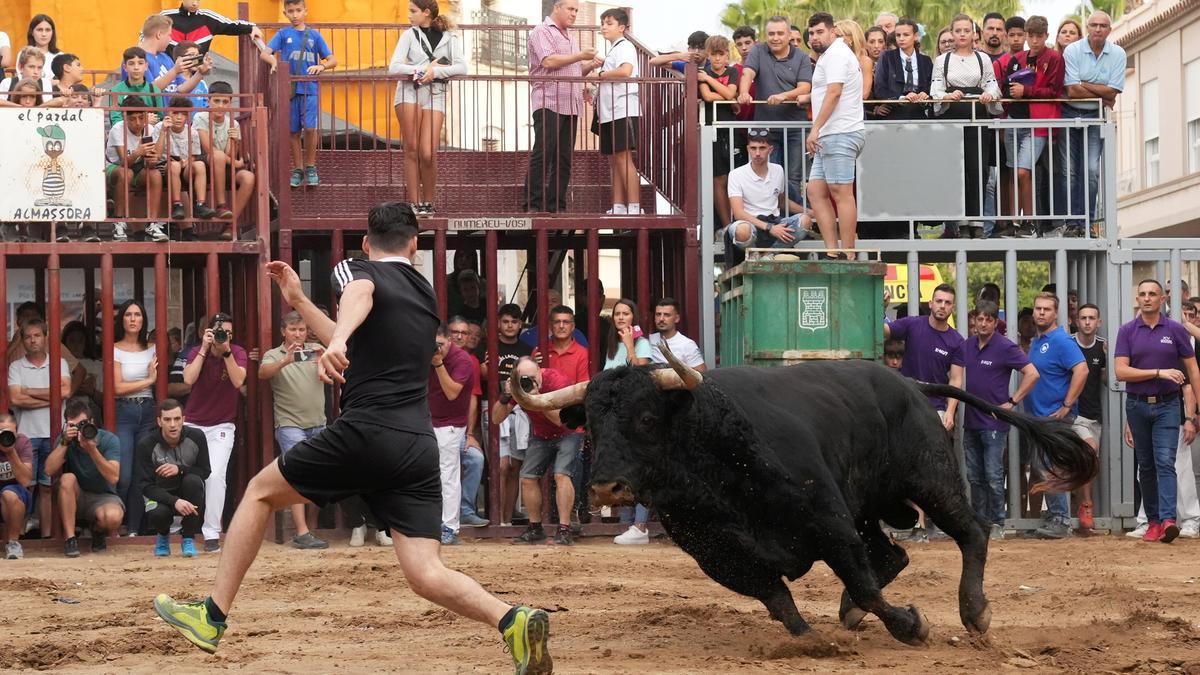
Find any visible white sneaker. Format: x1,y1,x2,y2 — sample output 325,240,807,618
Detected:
349,525,366,547
605,204,628,215
1179,519,1200,539
145,222,169,242
111,221,129,242
625,204,642,215
375,529,393,547
1126,522,1149,538
6,540,22,559
613,525,650,545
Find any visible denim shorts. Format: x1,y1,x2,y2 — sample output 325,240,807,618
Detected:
520,432,583,480
30,437,53,487
1003,128,1047,172
276,425,326,455
725,213,810,251
1,483,33,515
808,130,864,184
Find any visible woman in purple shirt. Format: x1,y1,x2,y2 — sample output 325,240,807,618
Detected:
1115,280,1200,544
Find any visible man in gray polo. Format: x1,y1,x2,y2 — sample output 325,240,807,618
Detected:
736,15,813,203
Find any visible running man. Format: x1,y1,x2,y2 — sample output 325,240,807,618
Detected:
152,202,552,674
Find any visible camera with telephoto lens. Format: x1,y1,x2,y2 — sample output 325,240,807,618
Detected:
77,421,99,441
213,328,230,344
0,429,15,447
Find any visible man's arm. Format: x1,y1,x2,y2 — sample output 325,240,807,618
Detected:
84,438,120,486
258,352,289,380
224,350,247,389
1113,355,1173,383
8,384,47,408
491,398,513,425
944,364,964,429
542,52,588,69
1062,361,1089,412
43,438,70,479
810,82,843,133
737,66,758,102
433,363,465,401
648,52,687,67
182,348,206,386
1010,363,1041,405
1184,356,1200,418
729,195,766,230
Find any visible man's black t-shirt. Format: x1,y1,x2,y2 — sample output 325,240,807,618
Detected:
703,64,740,124
1075,335,1105,421
332,257,439,436
487,339,533,396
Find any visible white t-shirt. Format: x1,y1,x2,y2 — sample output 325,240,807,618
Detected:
158,121,202,158
598,38,639,123
649,332,705,368
192,111,237,153
0,32,9,50
7,356,71,439
811,38,864,136
0,73,53,104
727,162,785,218
105,120,161,165
114,345,156,399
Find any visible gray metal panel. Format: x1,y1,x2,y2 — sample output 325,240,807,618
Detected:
857,124,965,220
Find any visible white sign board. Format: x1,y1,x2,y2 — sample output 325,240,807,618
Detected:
0,108,106,222
447,217,532,231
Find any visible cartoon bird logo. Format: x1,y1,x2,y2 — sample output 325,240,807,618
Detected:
33,124,73,207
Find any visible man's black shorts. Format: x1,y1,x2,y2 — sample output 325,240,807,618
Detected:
277,417,441,540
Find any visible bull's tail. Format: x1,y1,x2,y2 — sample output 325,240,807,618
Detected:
918,383,1099,494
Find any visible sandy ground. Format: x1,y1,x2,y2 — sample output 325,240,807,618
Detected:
2,534,1200,673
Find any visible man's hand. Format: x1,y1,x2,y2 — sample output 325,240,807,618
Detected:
579,47,597,62
62,424,79,445
904,92,928,103
200,328,215,353
942,413,955,432
1000,401,1015,411
251,26,264,42
431,339,450,368
1123,423,1133,447
531,347,543,365
882,288,893,307
78,434,99,455
766,93,788,105
156,463,181,478
267,261,306,307
1157,368,1186,385
1185,419,1197,445
1049,405,1070,420
874,103,892,116
737,92,753,106
175,499,198,516
1008,82,1025,98
283,340,305,366
199,54,215,75
768,223,795,244
980,92,995,104
319,339,350,384
306,63,326,76
806,127,821,154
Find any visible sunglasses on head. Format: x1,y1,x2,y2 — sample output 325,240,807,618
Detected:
747,128,771,138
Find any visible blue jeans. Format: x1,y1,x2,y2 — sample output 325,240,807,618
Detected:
275,425,325,454
963,429,1008,526
1127,398,1182,523
768,127,805,205
1056,106,1102,226
31,437,53,487
460,441,485,519
620,503,651,525
1035,441,1070,520
117,397,158,532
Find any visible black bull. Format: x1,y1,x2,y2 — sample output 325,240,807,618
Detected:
514,358,1097,648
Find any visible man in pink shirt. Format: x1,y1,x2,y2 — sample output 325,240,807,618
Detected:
522,0,600,213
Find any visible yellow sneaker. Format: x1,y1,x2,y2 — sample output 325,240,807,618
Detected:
153,594,227,653
502,606,552,674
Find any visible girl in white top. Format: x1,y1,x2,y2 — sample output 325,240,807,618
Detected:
930,16,1002,117
388,0,468,216
595,8,641,215
113,299,159,532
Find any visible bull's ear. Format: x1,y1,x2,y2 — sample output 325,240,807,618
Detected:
664,390,694,420
560,404,588,430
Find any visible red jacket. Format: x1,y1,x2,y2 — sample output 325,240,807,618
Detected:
994,48,1064,136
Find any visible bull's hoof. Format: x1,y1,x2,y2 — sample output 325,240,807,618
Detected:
840,606,867,631
962,601,992,635
900,605,931,647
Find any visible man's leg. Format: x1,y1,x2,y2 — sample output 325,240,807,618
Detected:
392,533,510,624
809,178,837,252
58,473,79,537
201,424,236,544
983,431,1009,526
552,113,577,212
962,430,988,522
33,438,52,538
303,129,319,169
92,498,125,537
1151,403,1181,523
1084,123,1103,225
1174,429,1200,525
552,474,574,528
1,487,26,542
460,442,485,520
1128,400,1161,523
435,426,464,535
520,477,542,525
523,109,549,211
830,183,858,251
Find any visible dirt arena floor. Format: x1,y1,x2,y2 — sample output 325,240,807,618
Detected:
2,534,1199,673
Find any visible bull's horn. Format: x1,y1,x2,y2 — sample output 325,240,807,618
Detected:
649,368,692,390
657,340,703,390
508,370,589,411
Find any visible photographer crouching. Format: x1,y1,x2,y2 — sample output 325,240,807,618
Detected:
137,399,210,558
45,397,123,558
181,312,248,553
1,414,35,559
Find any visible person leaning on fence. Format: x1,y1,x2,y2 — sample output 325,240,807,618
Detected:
195,81,256,236
595,8,641,216
1115,280,1200,544
267,0,337,189
522,0,598,213
699,35,740,226
723,128,813,268
137,399,210,558
871,18,932,121
931,14,1002,235
388,0,468,216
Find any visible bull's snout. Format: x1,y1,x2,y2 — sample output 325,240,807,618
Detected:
589,481,635,507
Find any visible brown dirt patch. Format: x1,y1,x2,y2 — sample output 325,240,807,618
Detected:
1,536,1199,673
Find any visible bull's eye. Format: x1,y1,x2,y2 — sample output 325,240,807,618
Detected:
638,412,657,428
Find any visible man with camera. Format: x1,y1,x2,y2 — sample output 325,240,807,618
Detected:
45,397,123,557
492,356,582,546
447,316,488,531
1,414,35,559
259,311,328,550
137,399,210,557
181,312,248,553
7,317,72,540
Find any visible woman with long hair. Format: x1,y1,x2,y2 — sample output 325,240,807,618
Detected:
1054,19,1082,52
835,20,874,100
26,14,60,61
936,27,954,56
931,14,1001,235
112,299,158,534
602,299,654,545
388,0,468,215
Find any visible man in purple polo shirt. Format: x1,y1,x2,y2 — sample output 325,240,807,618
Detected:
428,325,477,546
884,283,965,430
1115,279,1200,544
181,312,248,553
952,300,1040,540
521,0,599,213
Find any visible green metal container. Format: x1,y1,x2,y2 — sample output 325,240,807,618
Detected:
719,258,886,366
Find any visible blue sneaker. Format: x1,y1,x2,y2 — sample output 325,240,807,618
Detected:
305,165,319,186
155,535,171,557
440,526,461,546
181,537,198,558
290,168,303,188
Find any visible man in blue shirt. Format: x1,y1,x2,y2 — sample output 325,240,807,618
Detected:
1026,292,1088,539
267,0,338,188
44,398,123,558
1058,11,1124,233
